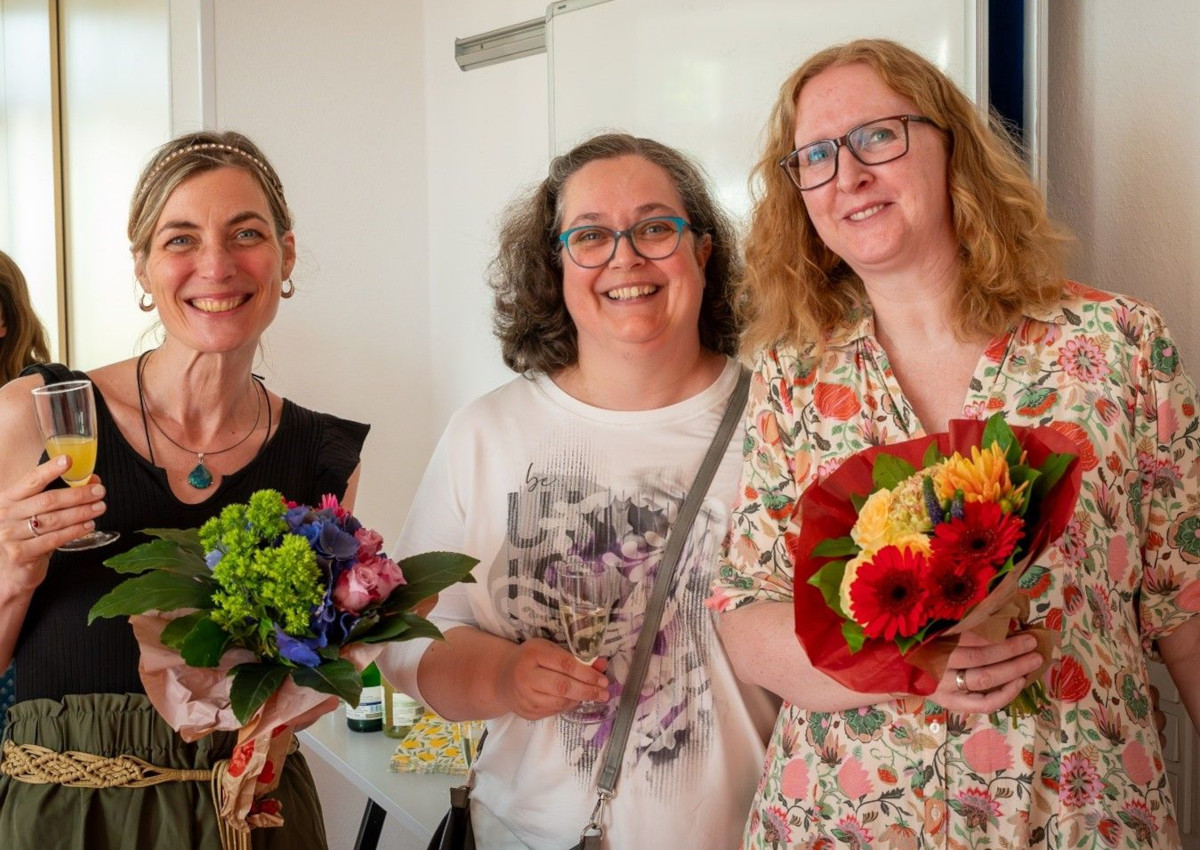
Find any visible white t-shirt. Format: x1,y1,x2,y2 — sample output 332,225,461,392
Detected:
387,358,777,850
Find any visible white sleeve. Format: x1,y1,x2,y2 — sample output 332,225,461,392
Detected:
381,422,482,703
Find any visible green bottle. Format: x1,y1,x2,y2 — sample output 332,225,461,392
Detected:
383,677,425,740
346,662,384,732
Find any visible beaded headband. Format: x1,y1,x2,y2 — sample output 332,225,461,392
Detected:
134,142,285,200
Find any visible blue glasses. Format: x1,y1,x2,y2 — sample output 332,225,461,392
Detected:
557,216,696,268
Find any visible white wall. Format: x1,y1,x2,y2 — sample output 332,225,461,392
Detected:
423,0,548,425
209,0,433,542
1047,2,1200,843
1047,1,1200,362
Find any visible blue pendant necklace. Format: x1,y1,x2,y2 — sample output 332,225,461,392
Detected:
135,349,268,489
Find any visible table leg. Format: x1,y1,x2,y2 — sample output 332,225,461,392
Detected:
353,798,387,850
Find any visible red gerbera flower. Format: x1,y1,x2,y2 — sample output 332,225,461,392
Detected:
849,545,929,640
924,556,996,621
930,501,1024,569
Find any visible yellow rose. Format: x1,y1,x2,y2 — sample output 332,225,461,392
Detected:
851,488,894,552
840,548,875,619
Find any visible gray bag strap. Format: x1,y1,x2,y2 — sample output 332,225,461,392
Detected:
577,366,751,847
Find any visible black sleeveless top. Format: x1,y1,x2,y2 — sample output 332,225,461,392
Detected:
14,368,370,702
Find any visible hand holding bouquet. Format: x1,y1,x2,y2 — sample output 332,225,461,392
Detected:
88,489,477,839
792,414,1082,715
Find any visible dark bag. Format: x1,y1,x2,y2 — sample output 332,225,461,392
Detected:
427,783,475,850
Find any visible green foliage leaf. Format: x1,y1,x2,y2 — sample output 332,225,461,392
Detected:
808,560,848,618
360,611,445,644
1032,452,1074,499
842,619,865,653
102,539,209,577
138,528,205,557
179,617,232,667
290,659,362,705
381,551,478,613
873,454,916,491
810,536,859,558
87,571,214,624
922,441,945,468
161,611,210,650
344,612,381,644
229,663,290,724
982,412,1022,466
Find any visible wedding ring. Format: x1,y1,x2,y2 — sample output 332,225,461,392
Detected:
27,515,42,537
955,669,970,693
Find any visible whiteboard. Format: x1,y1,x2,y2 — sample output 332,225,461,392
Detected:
547,0,985,221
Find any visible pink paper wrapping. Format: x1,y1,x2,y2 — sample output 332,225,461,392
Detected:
130,612,383,834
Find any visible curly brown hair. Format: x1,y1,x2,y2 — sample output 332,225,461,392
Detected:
490,133,742,376
739,38,1069,353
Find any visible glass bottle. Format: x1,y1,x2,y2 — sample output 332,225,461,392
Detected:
346,662,384,732
383,676,424,740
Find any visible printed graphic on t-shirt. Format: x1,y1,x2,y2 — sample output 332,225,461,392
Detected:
492,456,723,795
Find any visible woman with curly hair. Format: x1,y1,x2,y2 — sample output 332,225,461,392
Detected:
381,133,777,849
713,38,1200,848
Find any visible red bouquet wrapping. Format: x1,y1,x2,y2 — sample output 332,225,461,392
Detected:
791,414,1082,705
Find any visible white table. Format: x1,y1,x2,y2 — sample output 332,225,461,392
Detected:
298,706,459,847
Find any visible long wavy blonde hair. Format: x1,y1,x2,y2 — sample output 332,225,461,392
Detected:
739,38,1069,353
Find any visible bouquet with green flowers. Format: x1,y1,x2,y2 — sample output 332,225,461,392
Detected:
88,489,476,840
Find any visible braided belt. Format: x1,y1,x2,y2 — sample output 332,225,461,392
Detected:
0,738,213,787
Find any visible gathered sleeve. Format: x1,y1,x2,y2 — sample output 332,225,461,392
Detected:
712,345,817,611
314,412,370,499
1133,308,1200,648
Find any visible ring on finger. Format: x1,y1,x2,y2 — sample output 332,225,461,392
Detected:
28,515,43,537
955,669,970,693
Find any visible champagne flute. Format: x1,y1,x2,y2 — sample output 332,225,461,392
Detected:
556,557,616,724
31,380,119,551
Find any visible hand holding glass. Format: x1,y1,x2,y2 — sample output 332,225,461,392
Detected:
556,558,616,723
31,380,119,551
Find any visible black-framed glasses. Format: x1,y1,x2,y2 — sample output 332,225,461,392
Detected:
779,114,940,191
557,216,697,268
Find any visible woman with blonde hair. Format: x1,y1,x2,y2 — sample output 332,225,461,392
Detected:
713,38,1200,847
0,130,367,848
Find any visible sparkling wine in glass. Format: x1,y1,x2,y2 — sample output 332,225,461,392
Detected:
556,557,616,724
31,380,119,551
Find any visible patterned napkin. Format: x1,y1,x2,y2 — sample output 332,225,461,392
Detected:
388,713,485,775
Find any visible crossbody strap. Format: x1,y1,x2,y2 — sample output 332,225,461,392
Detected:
582,366,750,838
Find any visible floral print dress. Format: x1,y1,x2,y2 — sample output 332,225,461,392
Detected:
712,282,1200,849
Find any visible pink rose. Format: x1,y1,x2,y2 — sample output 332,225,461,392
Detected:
334,555,406,613
355,527,385,560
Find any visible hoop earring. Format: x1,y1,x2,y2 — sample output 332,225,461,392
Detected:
281,279,295,299
138,291,155,312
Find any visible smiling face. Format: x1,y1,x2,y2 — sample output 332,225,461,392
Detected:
136,167,295,355
557,155,711,367
793,62,956,282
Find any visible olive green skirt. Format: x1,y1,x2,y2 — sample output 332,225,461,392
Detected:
0,694,328,850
